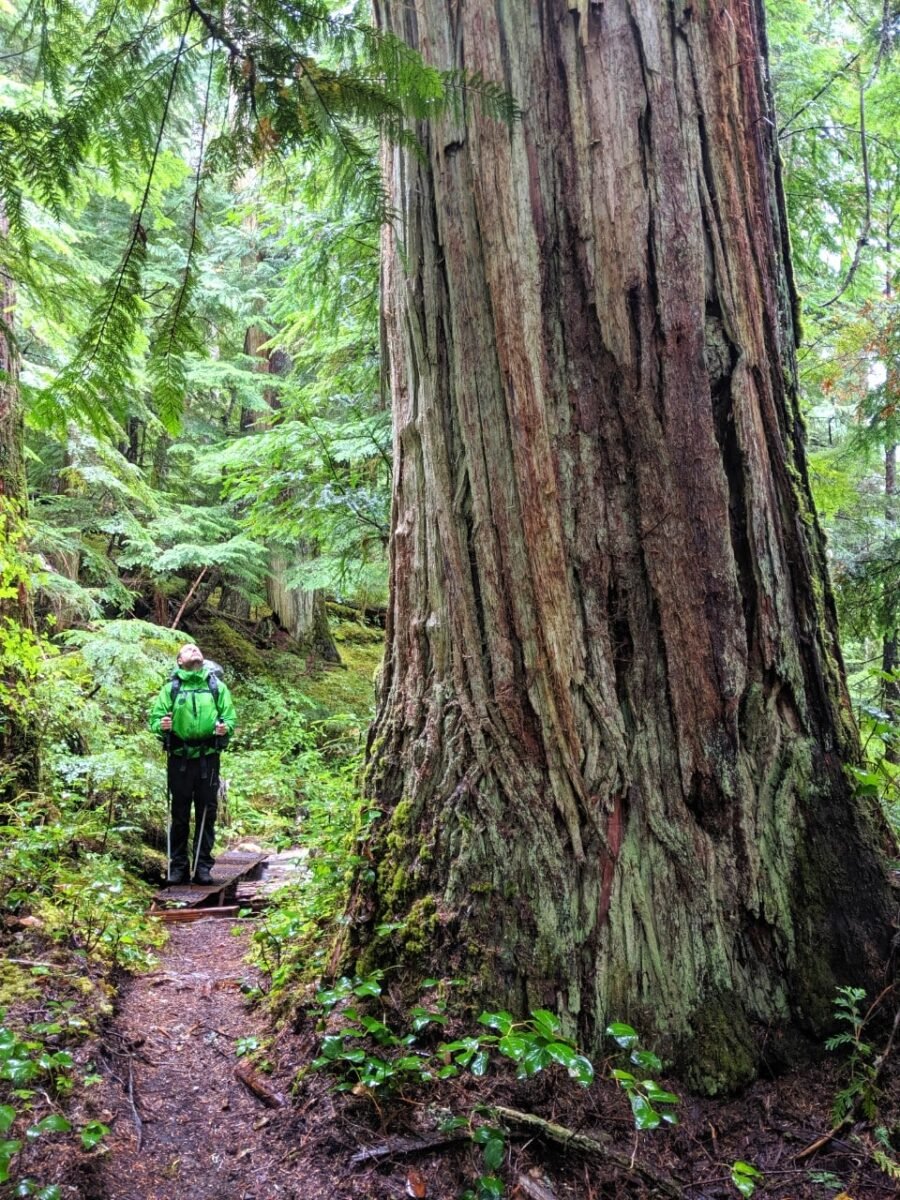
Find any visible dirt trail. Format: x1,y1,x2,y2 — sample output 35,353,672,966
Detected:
94,920,304,1200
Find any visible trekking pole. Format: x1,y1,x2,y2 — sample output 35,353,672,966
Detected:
163,731,173,885
192,801,208,882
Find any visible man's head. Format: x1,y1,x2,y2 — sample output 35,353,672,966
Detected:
176,643,204,670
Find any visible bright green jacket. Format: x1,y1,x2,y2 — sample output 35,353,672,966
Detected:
149,667,237,757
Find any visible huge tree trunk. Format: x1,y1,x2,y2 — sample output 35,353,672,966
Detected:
0,201,40,800
357,0,893,1092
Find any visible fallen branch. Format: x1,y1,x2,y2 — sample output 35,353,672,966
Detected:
490,1105,682,1199
7,958,66,970
234,1060,286,1108
171,565,208,630
516,1172,558,1200
349,1131,471,1167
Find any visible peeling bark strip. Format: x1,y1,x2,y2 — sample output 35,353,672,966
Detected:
361,0,892,1091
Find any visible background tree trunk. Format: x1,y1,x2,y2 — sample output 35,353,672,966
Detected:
358,0,893,1092
242,314,339,659
882,444,898,764
0,200,40,800
268,552,341,661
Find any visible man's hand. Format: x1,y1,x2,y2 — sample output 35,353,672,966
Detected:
161,715,173,731
215,722,227,736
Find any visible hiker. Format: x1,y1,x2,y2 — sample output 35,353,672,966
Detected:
149,643,237,885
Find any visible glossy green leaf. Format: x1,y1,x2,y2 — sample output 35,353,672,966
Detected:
483,1136,505,1170
478,1011,514,1034
630,1049,663,1071
731,1161,763,1198
643,1082,680,1105
606,1022,639,1049
80,1120,110,1150
27,1113,71,1138
629,1093,662,1131
529,1009,561,1039
0,1139,23,1184
567,1054,595,1086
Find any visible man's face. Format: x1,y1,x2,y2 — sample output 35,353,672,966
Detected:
178,645,204,670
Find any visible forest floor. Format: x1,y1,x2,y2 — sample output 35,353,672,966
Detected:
90,919,304,1200
55,909,897,1200
6,624,896,1199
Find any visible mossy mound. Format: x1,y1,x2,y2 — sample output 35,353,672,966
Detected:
0,960,41,1007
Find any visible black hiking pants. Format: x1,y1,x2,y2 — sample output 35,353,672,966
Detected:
168,754,219,875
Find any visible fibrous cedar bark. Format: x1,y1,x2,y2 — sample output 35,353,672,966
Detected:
359,0,893,1091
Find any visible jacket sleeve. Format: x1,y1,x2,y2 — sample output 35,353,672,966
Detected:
149,682,173,738
216,681,237,740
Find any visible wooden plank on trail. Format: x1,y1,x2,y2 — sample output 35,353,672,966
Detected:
150,851,269,911
152,905,241,923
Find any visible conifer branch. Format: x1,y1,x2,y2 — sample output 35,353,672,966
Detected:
79,7,194,379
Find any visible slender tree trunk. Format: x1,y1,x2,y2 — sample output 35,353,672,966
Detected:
882,219,898,761
0,201,40,799
357,0,893,1092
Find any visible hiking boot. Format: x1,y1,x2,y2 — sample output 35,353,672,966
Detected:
193,867,214,886
167,871,190,886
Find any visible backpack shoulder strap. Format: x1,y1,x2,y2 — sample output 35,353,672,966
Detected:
206,673,223,716
169,675,182,706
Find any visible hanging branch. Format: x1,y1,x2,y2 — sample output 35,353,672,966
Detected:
75,7,195,378
818,69,872,309
154,48,215,342
777,48,863,136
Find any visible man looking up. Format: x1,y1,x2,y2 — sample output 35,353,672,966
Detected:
149,643,237,885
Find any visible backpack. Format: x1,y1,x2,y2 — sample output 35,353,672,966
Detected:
169,659,225,710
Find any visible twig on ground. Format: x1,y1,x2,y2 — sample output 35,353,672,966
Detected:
234,1060,286,1108
348,1131,471,1167
7,958,75,971
127,1061,143,1153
